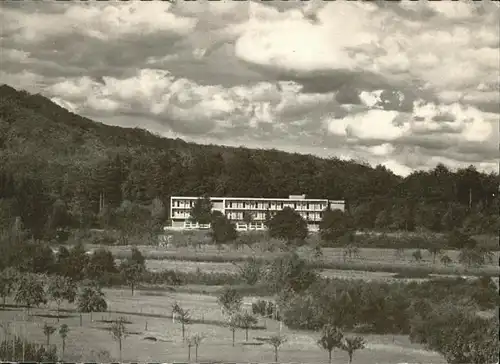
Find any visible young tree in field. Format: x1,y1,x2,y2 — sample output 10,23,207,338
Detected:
458,247,493,268
317,324,344,364
119,247,146,295
110,316,128,362
393,246,405,260
190,196,213,225
119,261,143,296
42,323,56,346
186,335,195,361
210,212,238,247
427,244,442,264
47,275,76,321
238,311,258,341
0,267,17,308
172,301,181,323
59,324,69,361
227,312,241,347
342,244,360,262
77,284,107,322
14,273,47,315
267,334,287,362
172,304,191,342
412,249,423,262
267,207,308,247
190,333,205,362
217,286,243,316
340,336,366,364
233,258,262,286
129,247,146,269
440,254,453,266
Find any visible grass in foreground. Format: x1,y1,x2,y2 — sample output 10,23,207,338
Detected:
0,288,446,364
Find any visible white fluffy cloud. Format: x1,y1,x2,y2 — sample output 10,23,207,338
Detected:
2,2,196,43
0,1,498,176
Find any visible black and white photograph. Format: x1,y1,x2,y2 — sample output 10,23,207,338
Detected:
0,0,499,363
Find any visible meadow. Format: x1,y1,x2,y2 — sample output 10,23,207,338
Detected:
0,287,447,364
100,243,500,279
6,231,494,363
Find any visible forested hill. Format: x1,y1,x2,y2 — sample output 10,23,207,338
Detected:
0,84,498,239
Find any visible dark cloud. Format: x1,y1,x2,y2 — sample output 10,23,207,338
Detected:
163,45,267,87
470,101,500,114
431,112,456,123
335,85,362,105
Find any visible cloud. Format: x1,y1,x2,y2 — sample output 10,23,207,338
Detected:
0,1,498,176
2,2,196,43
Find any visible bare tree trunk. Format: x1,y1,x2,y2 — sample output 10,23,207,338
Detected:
62,339,66,361
232,328,235,346
245,328,249,341
328,350,332,364
274,347,278,362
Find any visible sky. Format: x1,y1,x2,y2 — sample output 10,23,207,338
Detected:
1,0,499,176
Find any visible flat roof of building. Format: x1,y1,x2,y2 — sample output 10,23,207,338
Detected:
171,196,344,203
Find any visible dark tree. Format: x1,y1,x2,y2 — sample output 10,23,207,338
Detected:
189,196,213,225
267,207,308,246
317,324,343,364
210,213,238,245
77,284,107,321
217,286,243,316
319,208,354,245
86,248,117,281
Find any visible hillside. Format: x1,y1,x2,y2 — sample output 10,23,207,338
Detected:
0,84,498,238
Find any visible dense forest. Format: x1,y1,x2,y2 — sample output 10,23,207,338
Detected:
0,84,498,239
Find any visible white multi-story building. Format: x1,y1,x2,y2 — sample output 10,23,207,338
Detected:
168,194,345,232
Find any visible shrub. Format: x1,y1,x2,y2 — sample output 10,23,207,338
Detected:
280,275,495,335
0,336,57,361
252,300,280,320
141,269,241,286
14,273,47,314
409,304,499,364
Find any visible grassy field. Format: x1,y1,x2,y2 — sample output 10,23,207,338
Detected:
0,288,447,364
102,244,500,267
142,259,500,287
98,243,500,278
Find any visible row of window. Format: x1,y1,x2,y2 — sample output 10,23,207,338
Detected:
172,210,323,221
171,200,328,211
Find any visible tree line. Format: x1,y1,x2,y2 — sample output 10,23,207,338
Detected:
1,84,499,241
190,197,497,268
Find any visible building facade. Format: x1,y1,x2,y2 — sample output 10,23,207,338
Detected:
168,194,345,232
